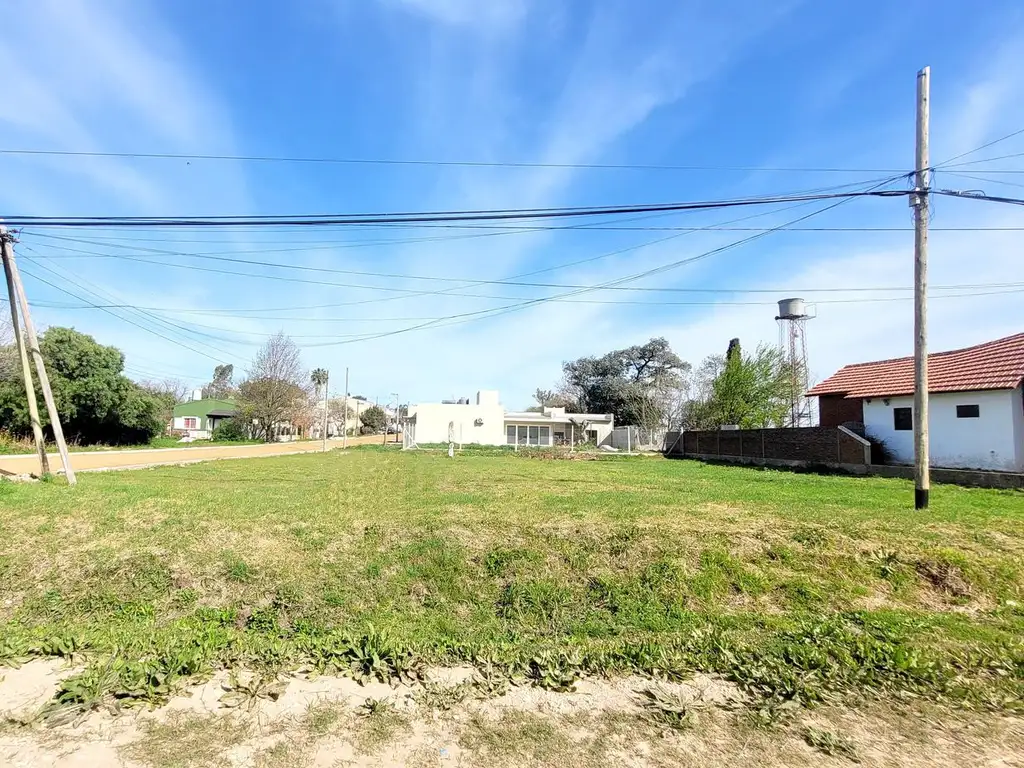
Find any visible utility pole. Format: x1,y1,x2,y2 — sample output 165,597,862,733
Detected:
390,392,399,445
342,367,349,449
912,66,930,510
321,370,329,453
2,232,76,485
2,231,48,475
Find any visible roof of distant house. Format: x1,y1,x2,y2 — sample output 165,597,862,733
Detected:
807,332,1024,399
172,398,237,418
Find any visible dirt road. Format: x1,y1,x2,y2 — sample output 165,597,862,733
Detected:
0,435,398,476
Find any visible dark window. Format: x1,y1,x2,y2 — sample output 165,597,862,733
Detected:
893,407,913,431
956,404,980,418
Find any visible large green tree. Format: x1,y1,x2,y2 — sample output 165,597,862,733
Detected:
558,338,689,433
0,327,166,445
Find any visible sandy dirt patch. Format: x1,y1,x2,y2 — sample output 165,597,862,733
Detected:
1,660,1021,767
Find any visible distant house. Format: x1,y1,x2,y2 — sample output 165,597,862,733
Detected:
403,390,615,447
808,333,1024,471
171,398,238,440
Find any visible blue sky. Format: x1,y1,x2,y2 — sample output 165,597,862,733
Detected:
1,0,1023,408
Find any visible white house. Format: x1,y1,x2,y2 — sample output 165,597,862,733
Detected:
808,332,1024,471
403,390,615,448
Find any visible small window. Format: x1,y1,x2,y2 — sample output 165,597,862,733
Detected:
893,407,913,431
183,417,198,430
956,404,980,418
506,425,516,445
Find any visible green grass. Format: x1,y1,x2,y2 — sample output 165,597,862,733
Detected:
0,449,1022,711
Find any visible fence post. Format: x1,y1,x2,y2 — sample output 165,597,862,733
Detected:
761,429,765,458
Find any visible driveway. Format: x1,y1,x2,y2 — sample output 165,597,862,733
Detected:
0,434,399,476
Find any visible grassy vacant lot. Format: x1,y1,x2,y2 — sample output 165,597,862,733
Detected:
0,447,1022,715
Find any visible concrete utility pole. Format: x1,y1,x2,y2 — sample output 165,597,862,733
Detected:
913,66,931,510
2,232,48,475
321,370,329,453
390,392,399,445
2,231,76,484
342,367,349,450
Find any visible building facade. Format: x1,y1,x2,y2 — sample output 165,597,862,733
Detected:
809,333,1024,471
170,398,238,439
403,391,614,447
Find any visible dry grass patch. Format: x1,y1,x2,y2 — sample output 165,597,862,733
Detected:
122,711,250,768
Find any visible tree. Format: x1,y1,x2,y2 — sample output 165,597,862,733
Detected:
235,333,311,442
359,404,387,434
558,338,690,439
136,380,188,434
310,368,329,398
0,318,15,383
202,364,235,400
136,378,190,426
0,327,165,445
687,342,793,429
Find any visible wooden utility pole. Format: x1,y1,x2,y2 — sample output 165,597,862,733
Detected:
3,232,76,484
342,367,349,449
913,66,930,510
1,231,49,475
321,370,329,453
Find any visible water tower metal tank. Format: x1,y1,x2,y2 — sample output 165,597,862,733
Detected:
776,298,813,427
776,297,807,320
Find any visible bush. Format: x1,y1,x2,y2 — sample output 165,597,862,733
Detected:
212,418,249,441
360,405,387,434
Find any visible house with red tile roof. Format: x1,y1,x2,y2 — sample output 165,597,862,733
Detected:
807,333,1024,471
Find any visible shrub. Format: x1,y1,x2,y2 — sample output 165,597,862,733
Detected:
212,418,249,441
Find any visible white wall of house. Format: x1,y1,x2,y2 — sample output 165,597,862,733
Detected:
170,416,211,439
407,390,505,445
862,386,1023,471
503,407,615,447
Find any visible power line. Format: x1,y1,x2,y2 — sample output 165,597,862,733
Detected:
23,239,1024,296
287,178,907,347
0,189,913,228
934,189,1024,206
21,194,866,310
935,126,1024,168
18,249,247,362
940,171,1024,191
942,151,1024,171
17,263,240,364
0,146,910,174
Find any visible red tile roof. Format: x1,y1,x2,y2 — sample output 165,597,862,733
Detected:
807,332,1024,399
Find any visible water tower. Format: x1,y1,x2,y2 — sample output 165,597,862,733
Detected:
776,298,812,427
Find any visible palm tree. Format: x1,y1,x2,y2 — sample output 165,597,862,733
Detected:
310,368,329,398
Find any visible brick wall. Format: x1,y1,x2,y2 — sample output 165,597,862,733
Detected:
671,426,870,465
817,395,864,427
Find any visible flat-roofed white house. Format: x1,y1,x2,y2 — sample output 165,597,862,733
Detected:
402,390,614,447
